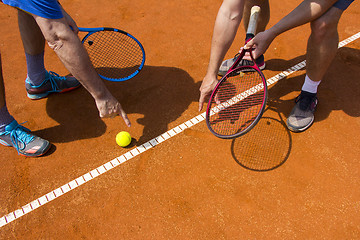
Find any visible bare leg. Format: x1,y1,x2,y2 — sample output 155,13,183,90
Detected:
286,7,344,132
18,10,45,55
243,0,270,33
306,7,343,82
17,11,130,126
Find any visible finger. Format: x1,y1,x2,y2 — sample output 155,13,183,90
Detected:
99,111,116,118
122,113,131,127
252,48,261,60
244,39,253,50
198,95,204,111
117,108,131,127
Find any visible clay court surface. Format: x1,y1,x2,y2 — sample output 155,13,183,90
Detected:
0,0,360,239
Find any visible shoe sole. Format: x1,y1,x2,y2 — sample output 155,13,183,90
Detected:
0,139,11,146
27,85,81,100
1,142,51,157
286,118,314,133
21,142,51,157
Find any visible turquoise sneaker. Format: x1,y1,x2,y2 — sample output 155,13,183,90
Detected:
25,71,80,100
0,120,50,157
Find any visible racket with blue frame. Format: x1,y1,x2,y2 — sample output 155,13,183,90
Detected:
79,27,145,82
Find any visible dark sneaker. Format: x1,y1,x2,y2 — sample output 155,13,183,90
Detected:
26,71,80,100
0,120,50,157
218,53,265,76
286,91,318,132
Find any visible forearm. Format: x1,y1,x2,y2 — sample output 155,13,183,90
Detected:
206,0,244,76
268,0,338,37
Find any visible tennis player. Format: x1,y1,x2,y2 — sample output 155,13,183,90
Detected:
0,0,130,157
199,0,270,112
245,0,354,132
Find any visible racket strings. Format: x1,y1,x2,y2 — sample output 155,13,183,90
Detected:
83,31,143,79
208,70,265,137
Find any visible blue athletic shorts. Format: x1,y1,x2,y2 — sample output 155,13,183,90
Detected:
2,0,63,19
333,0,354,10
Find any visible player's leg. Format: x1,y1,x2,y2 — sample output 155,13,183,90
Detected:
31,15,110,100
306,9,343,82
218,0,269,75
286,6,344,132
0,53,50,157
17,9,80,100
32,15,130,124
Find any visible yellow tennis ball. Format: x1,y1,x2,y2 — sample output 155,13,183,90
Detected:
116,131,132,147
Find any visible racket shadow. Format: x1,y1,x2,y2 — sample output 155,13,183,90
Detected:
95,66,141,81
231,113,292,172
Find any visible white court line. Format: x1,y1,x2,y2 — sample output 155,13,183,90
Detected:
0,32,359,229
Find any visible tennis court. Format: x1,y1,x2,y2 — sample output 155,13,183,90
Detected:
1,0,359,238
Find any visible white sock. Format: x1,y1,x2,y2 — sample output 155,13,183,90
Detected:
301,75,321,94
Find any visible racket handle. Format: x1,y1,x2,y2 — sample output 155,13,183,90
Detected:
246,6,261,37
245,33,255,42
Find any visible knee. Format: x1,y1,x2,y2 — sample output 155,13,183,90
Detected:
220,0,243,21
40,23,72,51
47,37,65,51
310,14,339,41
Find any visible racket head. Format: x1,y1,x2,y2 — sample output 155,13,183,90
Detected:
79,27,145,82
206,50,268,139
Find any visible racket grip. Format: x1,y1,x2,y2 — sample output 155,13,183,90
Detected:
246,6,261,36
245,33,255,42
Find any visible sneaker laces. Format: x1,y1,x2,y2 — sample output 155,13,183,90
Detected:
46,71,67,91
0,122,34,152
297,91,317,111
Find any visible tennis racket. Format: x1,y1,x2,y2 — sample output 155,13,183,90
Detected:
206,6,268,139
78,27,145,82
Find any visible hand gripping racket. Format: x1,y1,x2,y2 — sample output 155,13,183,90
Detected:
79,27,145,82
206,6,268,139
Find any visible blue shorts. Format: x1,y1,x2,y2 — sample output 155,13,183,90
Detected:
2,0,63,19
333,0,354,10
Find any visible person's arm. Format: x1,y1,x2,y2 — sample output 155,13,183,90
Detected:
199,0,245,111
245,0,338,59
32,12,131,126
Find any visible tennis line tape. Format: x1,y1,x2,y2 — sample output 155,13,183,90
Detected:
1,32,359,229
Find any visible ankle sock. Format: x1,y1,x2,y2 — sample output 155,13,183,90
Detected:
25,52,46,86
301,75,321,94
0,105,15,133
